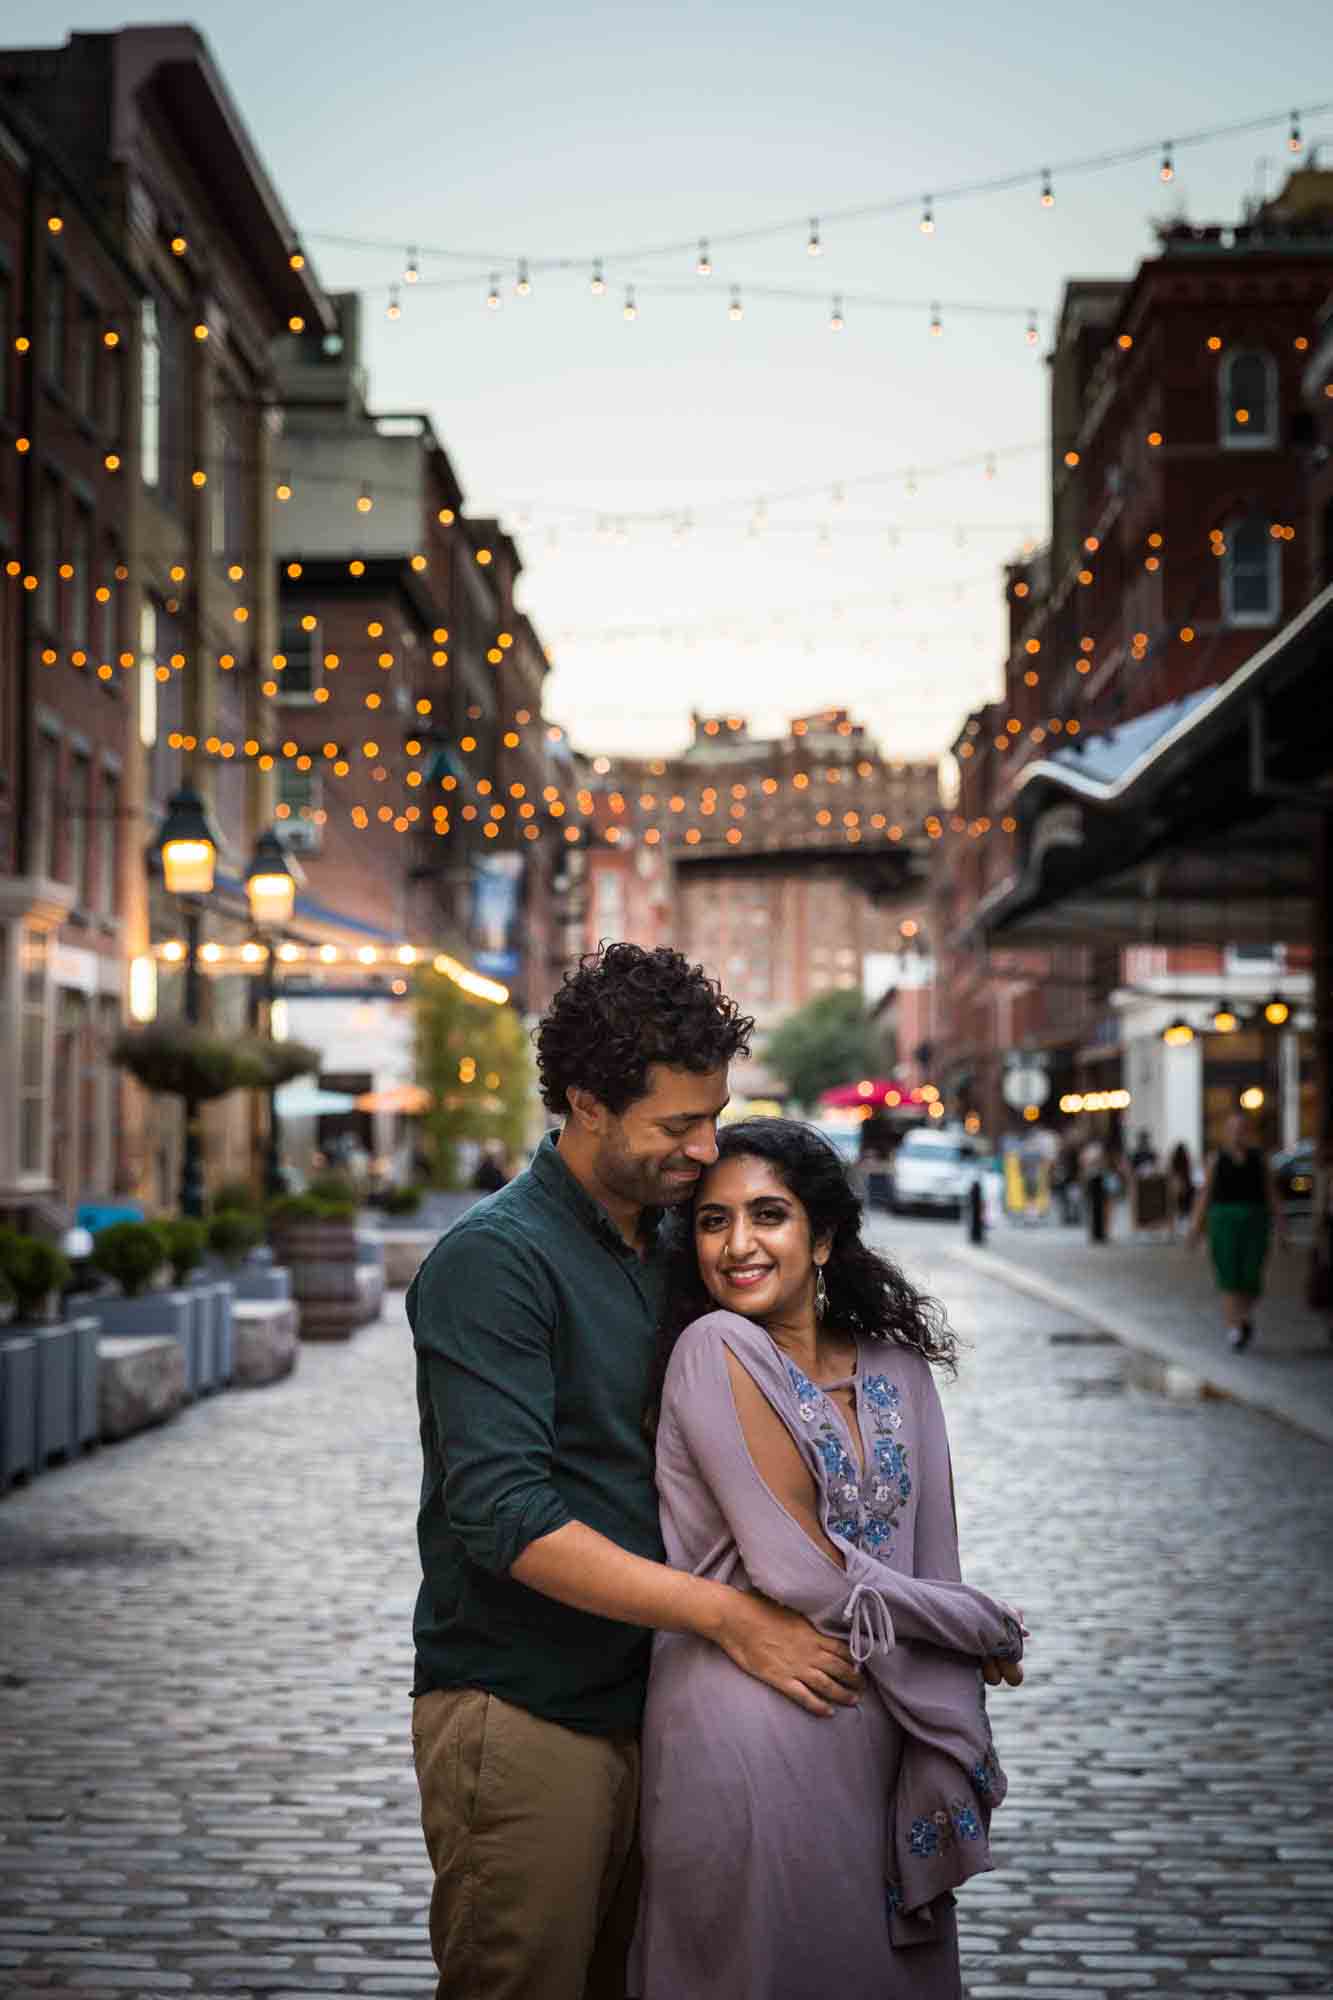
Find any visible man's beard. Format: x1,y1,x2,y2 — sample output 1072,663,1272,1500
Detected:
596,1130,697,1210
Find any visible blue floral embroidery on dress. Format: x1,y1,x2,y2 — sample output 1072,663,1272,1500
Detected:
909,1817,940,1858
951,1801,982,1841
786,1360,912,1557
885,1879,903,1916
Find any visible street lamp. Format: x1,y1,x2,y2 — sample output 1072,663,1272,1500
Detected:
149,782,222,1218
245,826,298,1198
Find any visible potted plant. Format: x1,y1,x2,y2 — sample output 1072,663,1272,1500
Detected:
153,1217,232,1396
0,1229,91,1485
84,1220,203,1399
381,1185,424,1218
208,1210,265,1267
267,1192,364,1341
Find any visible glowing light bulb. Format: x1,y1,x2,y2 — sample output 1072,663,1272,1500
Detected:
1040,169,1054,207
486,274,501,310
830,296,844,332
515,259,531,297
929,303,942,337
920,196,934,235
807,216,821,256
1289,109,1303,154
1025,315,1039,346
356,485,373,513
404,246,420,283
1159,141,1174,182
728,287,743,322
386,287,401,321
696,237,712,277
623,287,637,321
590,261,605,295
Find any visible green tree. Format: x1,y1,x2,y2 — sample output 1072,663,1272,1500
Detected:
764,989,876,1110
414,972,535,1187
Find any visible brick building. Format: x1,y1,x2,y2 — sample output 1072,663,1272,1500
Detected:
935,168,1333,1155
0,26,328,1215
573,709,940,1092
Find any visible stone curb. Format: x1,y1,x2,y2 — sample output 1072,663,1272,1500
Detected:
943,1241,1333,1449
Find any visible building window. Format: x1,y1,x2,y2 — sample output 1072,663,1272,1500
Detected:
1219,349,1277,448
71,506,93,651
278,611,323,697
1222,514,1280,628
97,539,121,669
277,766,323,851
76,296,99,417
37,472,61,630
100,768,120,916
45,259,67,387
34,729,60,880
140,296,160,488
19,927,51,1177
67,749,91,904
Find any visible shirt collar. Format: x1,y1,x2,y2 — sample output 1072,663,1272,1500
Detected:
530,1131,661,1257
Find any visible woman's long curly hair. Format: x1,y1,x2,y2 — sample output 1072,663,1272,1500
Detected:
647,1117,957,1433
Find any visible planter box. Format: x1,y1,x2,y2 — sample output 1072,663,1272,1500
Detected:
203,1248,292,1304
183,1280,233,1393
82,1291,200,1397
354,1232,386,1325
70,1314,101,1453
0,1319,78,1472
0,1333,37,1491
269,1220,362,1341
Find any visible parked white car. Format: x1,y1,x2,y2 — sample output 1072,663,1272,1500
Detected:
888,1128,980,1217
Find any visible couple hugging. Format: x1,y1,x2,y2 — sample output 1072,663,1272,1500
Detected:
407,942,1029,2000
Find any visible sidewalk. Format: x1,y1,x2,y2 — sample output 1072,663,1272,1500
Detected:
943,1212,1333,1446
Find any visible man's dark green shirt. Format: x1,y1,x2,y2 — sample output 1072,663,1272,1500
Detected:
406,1134,666,1734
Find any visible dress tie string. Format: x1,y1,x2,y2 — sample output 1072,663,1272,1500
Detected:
843,1581,895,1664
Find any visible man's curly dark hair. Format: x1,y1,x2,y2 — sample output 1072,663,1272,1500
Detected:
536,942,755,1116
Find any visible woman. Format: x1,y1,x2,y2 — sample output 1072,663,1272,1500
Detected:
1189,1110,1287,1349
634,1119,1028,2000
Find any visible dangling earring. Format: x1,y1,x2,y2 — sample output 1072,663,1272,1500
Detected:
814,1265,828,1319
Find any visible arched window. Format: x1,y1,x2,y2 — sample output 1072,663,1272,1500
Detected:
1219,349,1277,447
1221,514,1280,627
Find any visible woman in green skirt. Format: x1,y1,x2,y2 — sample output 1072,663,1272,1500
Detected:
1189,1111,1287,1350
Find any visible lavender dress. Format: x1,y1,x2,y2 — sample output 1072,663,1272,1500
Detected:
633,1310,1024,2000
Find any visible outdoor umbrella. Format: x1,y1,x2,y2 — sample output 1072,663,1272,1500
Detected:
819,1079,922,1109
272,1083,360,1117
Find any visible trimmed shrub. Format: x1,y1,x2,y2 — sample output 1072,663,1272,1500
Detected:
211,1178,263,1216
153,1217,208,1286
268,1192,357,1228
0,1229,72,1322
90,1221,166,1298
307,1171,358,1204
381,1185,424,1217
207,1209,265,1265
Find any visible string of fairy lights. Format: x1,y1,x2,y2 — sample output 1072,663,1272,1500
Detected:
302,100,1332,326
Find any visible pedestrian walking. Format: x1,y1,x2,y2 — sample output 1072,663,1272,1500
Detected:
405,944,862,2000
1167,1140,1194,1236
1188,1111,1288,1350
635,1119,1027,1999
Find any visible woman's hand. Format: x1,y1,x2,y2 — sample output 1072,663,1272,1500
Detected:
982,1656,1024,1687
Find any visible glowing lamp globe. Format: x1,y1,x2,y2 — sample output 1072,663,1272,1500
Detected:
154,783,218,896
245,827,297,928
1263,995,1290,1027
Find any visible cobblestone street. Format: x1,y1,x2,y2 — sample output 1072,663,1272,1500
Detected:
2,1229,1332,1998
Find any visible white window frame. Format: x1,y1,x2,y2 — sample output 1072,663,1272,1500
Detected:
1221,513,1281,629
278,611,324,702
1219,348,1278,450
277,767,323,852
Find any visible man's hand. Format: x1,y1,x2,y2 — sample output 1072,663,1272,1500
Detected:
713,1590,863,1717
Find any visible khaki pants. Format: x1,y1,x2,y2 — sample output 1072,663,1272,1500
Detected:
411,1688,641,2000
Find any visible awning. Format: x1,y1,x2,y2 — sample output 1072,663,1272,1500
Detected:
965,582,1333,948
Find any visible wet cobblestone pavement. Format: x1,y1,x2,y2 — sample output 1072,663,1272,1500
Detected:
1,1223,1330,1997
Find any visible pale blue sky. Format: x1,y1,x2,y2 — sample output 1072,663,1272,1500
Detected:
11,2,1333,754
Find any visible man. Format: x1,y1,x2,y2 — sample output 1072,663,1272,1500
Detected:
407,943,861,2000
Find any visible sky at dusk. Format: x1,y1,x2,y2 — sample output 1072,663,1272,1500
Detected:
9,1,1333,758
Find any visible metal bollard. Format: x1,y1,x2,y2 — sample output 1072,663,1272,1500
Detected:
1087,1173,1107,1244
967,1177,986,1246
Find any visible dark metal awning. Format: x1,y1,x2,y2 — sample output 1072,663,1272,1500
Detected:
965,582,1333,947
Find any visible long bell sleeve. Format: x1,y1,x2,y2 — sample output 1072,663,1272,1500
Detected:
659,1311,1025,1947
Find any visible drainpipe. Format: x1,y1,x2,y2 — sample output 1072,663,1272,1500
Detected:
15,161,39,876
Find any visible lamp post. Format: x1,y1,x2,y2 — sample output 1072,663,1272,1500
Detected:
150,781,220,1218
245,827,297,1200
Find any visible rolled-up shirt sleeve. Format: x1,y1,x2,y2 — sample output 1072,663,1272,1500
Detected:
412,1224,572,1575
